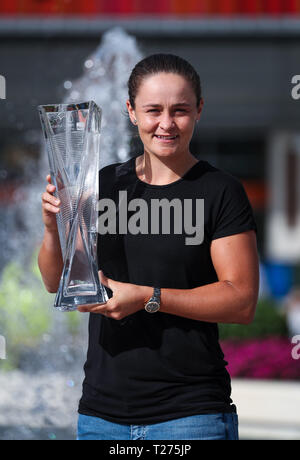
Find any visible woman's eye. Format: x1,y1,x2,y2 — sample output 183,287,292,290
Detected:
146,108,187,115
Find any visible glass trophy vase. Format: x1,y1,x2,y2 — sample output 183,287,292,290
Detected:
38,101,108,311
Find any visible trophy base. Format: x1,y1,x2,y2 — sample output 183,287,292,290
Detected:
54,289,109,312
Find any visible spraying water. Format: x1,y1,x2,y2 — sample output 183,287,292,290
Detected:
1,27,142,269
0,28,143,439
63,27,142,168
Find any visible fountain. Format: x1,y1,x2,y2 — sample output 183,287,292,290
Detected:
0,27,142,440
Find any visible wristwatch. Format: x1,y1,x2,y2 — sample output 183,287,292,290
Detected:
144,287,161,313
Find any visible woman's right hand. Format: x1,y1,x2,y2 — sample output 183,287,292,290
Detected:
41,175,60,232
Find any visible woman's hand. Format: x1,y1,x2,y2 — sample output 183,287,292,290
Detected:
77,271,152,320
41,174,60,233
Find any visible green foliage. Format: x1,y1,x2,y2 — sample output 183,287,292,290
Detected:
219,297,289,340
0,253,53,369
65,310,81,335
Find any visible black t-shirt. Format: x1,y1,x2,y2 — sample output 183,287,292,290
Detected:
78,155,257,424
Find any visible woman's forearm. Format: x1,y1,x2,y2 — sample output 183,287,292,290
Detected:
78,271,257,324
38,229,63,293
158,280,257,325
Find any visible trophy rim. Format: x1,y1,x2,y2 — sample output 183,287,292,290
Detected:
37,100,101,115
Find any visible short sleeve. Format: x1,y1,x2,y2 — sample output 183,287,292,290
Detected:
211,176,257,241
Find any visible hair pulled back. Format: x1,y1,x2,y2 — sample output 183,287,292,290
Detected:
128,53,202,109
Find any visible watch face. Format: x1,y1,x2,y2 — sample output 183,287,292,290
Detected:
145,301,160,313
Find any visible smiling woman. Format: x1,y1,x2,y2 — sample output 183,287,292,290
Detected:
126,67,203,185
38,53,259,440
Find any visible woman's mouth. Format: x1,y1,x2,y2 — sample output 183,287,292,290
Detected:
154,135,179,142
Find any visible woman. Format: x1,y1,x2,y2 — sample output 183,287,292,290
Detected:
38,54,259,440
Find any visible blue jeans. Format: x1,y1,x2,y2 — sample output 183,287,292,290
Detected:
77,412,239,440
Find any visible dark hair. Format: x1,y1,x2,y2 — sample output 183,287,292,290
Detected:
128,53,202,109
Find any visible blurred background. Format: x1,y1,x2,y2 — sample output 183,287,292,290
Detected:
0,0,300,440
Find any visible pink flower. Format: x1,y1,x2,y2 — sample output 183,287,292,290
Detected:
220,337,300,380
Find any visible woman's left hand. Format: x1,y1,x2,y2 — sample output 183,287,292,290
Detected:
77,271,152,320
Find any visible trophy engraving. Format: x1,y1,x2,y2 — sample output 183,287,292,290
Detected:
38,101,108,311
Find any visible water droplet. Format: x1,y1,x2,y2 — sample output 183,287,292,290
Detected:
64,80,72,90
60,344,68,353
43,334,51,343
97,67,105,76
84,59,94,69
0,170,8,179
70,90,79,100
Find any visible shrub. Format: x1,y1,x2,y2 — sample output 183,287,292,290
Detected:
218,298,289,340
0,255,53,369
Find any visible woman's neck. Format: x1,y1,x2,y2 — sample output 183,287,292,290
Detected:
136,152,198,186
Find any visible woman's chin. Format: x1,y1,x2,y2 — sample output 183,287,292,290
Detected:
146,145,182,158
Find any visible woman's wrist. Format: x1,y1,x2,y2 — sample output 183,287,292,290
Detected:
140,285,153,305
42,227,61,253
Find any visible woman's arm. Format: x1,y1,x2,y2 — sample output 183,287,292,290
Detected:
78,230,259,325
38,229,63,293
159,230,259,324
38,175,63,293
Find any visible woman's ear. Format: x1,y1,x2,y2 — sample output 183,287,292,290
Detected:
196,98,204,121
126,100,137,126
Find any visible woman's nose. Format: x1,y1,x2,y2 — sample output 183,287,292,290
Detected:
159,114,175,131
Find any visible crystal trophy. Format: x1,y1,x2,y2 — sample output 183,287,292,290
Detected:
38,101,108,311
